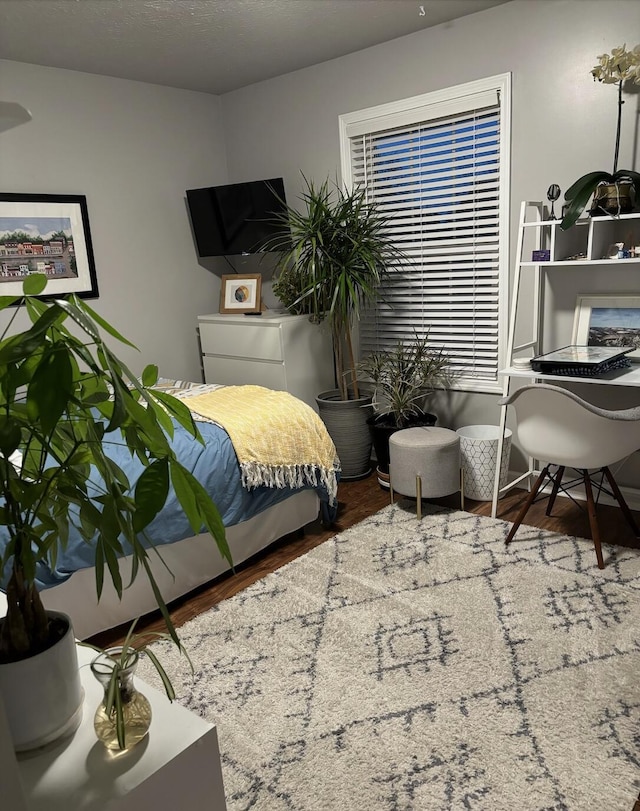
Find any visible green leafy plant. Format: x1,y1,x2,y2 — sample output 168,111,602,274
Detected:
265,176,404,400
561,43,640,230
0,274,230,665
357,332,454,428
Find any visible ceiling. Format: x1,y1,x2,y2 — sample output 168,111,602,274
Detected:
0,0,510,95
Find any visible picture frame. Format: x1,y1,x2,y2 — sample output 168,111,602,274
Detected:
0,192,98,299
572,294,640,361
219,273,262,314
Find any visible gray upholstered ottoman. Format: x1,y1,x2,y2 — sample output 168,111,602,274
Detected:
389,426,463,519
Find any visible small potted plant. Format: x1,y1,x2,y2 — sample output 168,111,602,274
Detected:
0,274,229,751
85,619,188,751
267,176,404,478
357,331,454,481
561,43,640,230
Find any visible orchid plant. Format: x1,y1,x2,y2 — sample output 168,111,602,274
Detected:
561,44,640,230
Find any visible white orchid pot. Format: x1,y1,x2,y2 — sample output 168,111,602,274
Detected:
0,610,84,752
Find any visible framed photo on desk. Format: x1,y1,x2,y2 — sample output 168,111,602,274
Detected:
573,294,640,361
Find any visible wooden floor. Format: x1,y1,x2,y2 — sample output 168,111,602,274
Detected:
90,471,640,811
91,469,640,649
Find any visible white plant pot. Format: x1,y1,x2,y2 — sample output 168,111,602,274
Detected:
0,610,83,752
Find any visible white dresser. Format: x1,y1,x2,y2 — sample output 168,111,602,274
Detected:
197,311,334,410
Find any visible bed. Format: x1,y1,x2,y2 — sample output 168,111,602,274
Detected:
0,380,340,640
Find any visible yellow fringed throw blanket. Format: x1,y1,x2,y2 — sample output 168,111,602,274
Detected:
178,385,339,505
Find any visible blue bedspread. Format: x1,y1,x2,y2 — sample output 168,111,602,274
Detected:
2,416,336,591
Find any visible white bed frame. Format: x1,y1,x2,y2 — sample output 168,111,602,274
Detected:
0,490,319,641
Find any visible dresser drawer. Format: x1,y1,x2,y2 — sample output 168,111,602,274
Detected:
199,321,283,361
203,356,286,389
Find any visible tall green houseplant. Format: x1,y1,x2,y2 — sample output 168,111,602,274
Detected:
270,177,403,400
0,275,229,661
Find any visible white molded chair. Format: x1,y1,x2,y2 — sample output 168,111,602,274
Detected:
499,384,640,569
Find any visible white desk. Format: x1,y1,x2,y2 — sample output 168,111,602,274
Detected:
9,645,227,810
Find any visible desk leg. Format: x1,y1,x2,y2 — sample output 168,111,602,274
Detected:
491,402,509,518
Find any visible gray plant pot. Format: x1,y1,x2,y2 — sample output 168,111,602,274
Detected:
316,389,374,480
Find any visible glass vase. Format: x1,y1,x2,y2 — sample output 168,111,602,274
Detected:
90,646,152,751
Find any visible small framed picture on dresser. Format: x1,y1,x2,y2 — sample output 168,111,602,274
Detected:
219,273,262,313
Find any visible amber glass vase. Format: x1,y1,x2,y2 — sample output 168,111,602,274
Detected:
91,646,152,751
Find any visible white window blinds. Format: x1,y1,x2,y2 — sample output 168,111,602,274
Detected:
340,77,510,391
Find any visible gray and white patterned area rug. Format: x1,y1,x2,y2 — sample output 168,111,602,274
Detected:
138,503,640,810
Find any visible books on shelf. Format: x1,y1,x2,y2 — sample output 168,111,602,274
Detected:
530,345,634,376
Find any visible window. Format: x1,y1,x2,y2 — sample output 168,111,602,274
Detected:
339,74,511,392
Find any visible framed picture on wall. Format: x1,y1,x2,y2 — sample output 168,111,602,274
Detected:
0,192,98,299
219,273,262,314
572,294,640,361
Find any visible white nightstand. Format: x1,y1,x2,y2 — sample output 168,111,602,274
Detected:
10,644,227,810
197,311,334,410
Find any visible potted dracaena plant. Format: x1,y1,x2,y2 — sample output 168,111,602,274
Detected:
267,176,404,479
561,43,640,230
357,331,455,484
0,274,230,752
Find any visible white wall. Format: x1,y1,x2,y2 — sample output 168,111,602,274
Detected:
219,0,640,484
0,59,229,380
1,0,640,484
220,0,638,206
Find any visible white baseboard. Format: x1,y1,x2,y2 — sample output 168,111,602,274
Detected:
502,468,640,512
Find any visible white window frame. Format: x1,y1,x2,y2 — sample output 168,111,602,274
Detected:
338,73,511,394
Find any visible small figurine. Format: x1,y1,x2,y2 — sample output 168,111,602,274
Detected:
547,184,561,220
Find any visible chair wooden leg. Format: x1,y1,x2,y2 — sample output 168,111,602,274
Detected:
582,471,605,570
602,465,640,537
416,475,422,521
546,466,565,516
505,465,550,546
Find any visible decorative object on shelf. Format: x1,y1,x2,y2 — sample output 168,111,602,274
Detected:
0,192,99,299
357,331,454,477
0,274,229,752
572,294,640,361
219,273,262,314
531,249,550,262
263,175,404,478
561,44,640,230
546,184,561,219
605,241,625,259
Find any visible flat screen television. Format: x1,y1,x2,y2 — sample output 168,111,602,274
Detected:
186,177,290,257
